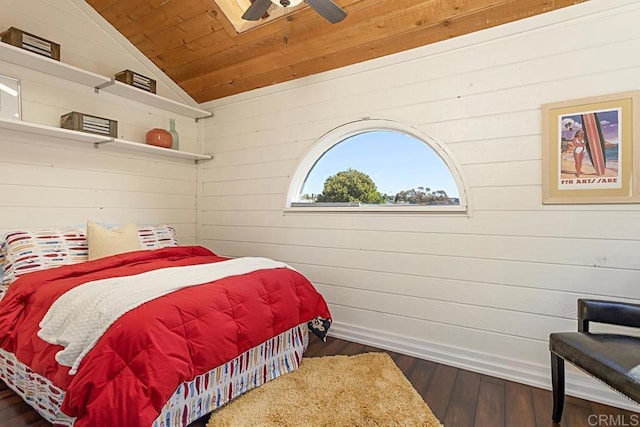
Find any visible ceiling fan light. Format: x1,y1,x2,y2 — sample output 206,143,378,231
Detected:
270,0,304,7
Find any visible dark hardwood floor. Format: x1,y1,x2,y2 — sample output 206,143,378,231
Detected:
1,335,638,426
303,336,640,427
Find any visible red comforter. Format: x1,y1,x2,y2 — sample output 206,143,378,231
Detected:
0,246,331,426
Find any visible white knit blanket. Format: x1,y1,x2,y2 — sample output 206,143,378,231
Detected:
37,257,292,375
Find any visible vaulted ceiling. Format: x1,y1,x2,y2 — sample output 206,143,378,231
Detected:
87,0,585,103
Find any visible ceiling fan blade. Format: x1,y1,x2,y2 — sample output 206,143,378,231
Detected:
242,0,272,21
305,0,347,24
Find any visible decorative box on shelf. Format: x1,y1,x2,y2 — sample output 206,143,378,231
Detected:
60,111,117,137
115,70,157,93
1,27,60,60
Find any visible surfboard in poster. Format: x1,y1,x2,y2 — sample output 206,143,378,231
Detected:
558,108,622,190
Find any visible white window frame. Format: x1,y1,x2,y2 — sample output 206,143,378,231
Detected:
285,118,469,213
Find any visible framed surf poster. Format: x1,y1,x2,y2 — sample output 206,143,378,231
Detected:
542,91,640,204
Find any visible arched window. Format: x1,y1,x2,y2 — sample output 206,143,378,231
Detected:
286,119,468,212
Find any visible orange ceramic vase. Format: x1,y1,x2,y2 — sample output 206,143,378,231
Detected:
145,128,173,148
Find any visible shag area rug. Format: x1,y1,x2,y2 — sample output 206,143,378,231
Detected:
207,352,442,426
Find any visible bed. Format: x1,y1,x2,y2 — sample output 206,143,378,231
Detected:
0,224,331,426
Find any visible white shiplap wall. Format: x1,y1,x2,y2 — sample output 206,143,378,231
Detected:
0,0,201,242
199,0,640,410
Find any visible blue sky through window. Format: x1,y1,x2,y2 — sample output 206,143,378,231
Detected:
301,131,460,198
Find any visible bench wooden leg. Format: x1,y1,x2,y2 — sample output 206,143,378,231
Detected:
551,352,565,423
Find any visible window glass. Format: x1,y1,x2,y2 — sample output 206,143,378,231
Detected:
295,130,461,207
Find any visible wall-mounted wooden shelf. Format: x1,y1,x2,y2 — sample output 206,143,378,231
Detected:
0,118,212,162
0,41,107,87
0,116,109,143
95,79,212,120
96,138,212,161
0,42,213,120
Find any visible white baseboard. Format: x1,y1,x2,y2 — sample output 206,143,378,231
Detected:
328,321,640,413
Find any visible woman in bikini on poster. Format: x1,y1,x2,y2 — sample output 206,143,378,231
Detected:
572,129,586,177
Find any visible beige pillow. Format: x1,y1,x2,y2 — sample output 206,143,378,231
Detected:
87,222,142,260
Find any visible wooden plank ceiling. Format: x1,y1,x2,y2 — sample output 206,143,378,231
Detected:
87,0,586,103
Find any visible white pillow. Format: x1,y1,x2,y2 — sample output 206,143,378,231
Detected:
1,224,178,285
87,222,142,260
1,227,88,286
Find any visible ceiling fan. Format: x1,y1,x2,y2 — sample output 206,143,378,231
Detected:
242,0,347,24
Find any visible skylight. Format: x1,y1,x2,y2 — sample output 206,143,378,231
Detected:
214,0,305,33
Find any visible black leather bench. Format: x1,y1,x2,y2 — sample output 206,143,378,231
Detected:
549,299,640,422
